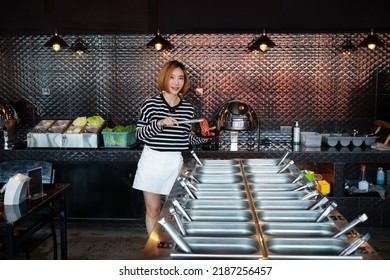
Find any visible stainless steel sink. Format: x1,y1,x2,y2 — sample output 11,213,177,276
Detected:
246,174,296,184
193,191,248,199
251,191,307,200
195,166,241,174
183,222,257,237
194,183,245,191
265,238,362,259
243,166,287,173
184,209,253,222
248,183,302,191
192,174,243,184
258,210,330,222
186,199,250,209
261,223,340,237
170,237,262,259
254,200,318,210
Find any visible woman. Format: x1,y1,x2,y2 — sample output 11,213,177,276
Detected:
133,60,209,235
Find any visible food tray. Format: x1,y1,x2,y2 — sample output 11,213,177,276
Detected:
27,119,103,148
323,134,377,147
101,131,137,148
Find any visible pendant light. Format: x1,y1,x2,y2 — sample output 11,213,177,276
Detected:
146,30,173,51
70,39,88,56
248,28,276,53
146,0,173,52
44,30,69,51
358,28,384,50
340,39,357,55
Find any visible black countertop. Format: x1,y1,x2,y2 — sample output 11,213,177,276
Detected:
0,145,389,164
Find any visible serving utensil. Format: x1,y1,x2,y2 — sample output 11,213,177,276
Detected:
177,118,204,124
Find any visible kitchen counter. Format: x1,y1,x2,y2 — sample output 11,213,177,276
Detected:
0,145,389,163
1,145,389,225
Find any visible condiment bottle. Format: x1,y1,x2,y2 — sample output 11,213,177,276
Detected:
292,121,300,145
376,167,385,185
358,164,369,192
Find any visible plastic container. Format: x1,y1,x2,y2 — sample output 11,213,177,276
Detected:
316,180,330,195
101,131,136,148
301,132,322,147
376,167,385,185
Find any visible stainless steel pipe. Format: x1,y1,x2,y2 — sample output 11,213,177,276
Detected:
169,207,187,236
172,198,192,221
332,214,368,238
339,232,371,256
158,217,193,253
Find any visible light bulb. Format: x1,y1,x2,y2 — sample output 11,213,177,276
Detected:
342,50,353,56
155,43,162,51
368,43,376,50
260,43,268,52
52,43,61,51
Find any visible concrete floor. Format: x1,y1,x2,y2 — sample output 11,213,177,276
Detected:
27,223,390,260
29,222,148,260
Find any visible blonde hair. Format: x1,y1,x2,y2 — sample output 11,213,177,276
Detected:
157,61,190,94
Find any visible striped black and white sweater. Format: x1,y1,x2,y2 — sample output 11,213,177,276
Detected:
136,94,205,152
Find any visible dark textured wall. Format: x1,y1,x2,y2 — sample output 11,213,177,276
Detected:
0,33,389,144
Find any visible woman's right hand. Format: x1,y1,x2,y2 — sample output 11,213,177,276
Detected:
157,117,178,128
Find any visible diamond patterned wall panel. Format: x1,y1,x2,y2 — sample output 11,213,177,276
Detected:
0,33,389,144
218,130,259,151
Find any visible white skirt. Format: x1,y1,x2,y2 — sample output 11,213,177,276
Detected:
132,145,183,195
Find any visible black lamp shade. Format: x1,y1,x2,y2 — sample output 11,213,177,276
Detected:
249,33,276,53
340,40,357,55
358,31,384,50
70,39,88,55
147,33,173,51
44,32,69,51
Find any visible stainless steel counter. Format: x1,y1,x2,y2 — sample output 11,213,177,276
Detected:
140,157,382,260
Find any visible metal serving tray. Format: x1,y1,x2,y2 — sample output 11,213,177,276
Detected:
242,159,285,166
194,166,241,174
246,174,296,184
254,199,319,210
192,191,248,199
191,174,244,184
192,183,246,191
185,199,251,210
243,165,288,173
170,237,262,259
257,210,332,223
182,222,258,237
198,159,240,166
260,222,341,238
265,238,363,260
251,191,309,200
27,119,103,148
184,209,254,222
248,183,302,191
